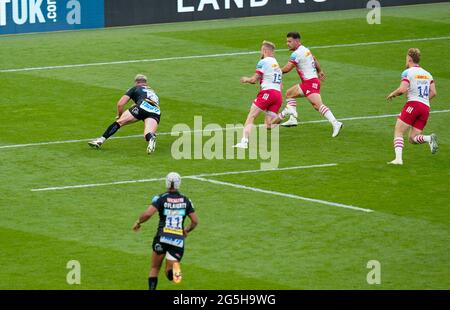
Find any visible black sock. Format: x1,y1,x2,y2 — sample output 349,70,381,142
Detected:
166,269,173,281
145,132,155,142
148,277,158,290
102,122,121,139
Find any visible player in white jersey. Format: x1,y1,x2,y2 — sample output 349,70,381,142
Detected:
234,41,283,149
275,32,343,137
386,48,438,165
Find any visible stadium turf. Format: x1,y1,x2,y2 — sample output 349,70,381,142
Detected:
0,3,449,289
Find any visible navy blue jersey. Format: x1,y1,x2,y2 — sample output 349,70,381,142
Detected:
152,191,195,240
125,85,160,106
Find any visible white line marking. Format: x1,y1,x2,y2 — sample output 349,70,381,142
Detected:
190,176,373,213
2,109,449,150
30,163,337,192
1,36,448,73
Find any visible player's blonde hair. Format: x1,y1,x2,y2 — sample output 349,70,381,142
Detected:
134,74,148,82
408,48,421,64
262,40,276,51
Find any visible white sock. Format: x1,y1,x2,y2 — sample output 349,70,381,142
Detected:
394,137,404,161
319,104,337,124
286,98,297,109
413,135,431,144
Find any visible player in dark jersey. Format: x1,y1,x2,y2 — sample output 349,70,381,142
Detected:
133,172,198,290
88,74,161,154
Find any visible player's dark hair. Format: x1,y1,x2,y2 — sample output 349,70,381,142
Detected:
287,32,301,40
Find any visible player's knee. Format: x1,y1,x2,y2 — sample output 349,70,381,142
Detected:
286,90,295,98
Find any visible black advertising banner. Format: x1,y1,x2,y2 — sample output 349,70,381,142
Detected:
104,0,449,27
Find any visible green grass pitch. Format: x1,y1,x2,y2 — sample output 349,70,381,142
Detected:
0,3,449,289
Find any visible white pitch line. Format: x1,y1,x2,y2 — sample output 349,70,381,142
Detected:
1,36,449,73
190,176,373,213
2,109,449,150
30,163,337,192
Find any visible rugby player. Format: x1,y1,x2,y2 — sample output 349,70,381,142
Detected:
132,172,198,290
386,48,438,165
234,41,283,149
88,74,160,154
276,32,343,137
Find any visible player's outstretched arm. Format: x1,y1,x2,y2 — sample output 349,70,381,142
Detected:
132,205,158,232
240,73,261,84
387,81,409,101
116,95,131,119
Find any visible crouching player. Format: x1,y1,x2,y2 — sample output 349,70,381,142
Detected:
89,74,160,154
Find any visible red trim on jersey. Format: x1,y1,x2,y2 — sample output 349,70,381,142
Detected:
255,70,263,76
401,78,410,84
296,68,305,81
289,60,298,65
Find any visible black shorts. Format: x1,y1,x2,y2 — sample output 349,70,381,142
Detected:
129,105,161,123
152,236,184,262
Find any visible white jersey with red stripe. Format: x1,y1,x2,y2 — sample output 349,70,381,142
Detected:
289,45,318,81
256,56,282,92
401,66,434,107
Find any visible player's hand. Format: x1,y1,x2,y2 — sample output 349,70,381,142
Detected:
132,221,141,232
386,93,395,101
183,229,189,238
115,115,120,120
318,72,326,81
240,77,248,83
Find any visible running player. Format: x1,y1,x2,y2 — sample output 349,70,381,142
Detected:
386,48,438,165
88,74,160,154
234,41,283,149
277,32,343,137
133,172,198,290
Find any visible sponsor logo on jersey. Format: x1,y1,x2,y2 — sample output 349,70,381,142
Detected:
167,197,185,203
415,75,430,80
160,235,184,247
163,227,184,236
164,209,186,216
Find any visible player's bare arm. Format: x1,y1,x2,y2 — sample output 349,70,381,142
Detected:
282,61,296,74
387,81,409,100
183,212,199,237
133,205,158,231
429,82,437,99
116,95,131,119
314,56,326,81
240,73,262,84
